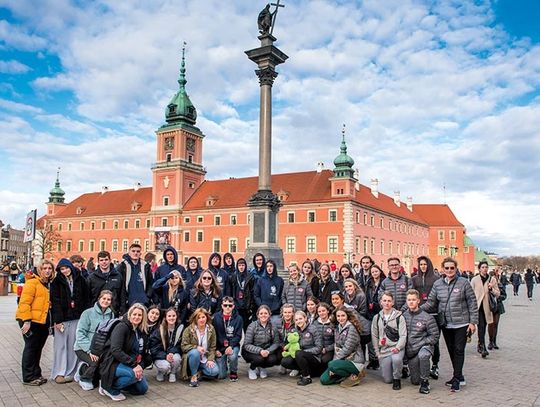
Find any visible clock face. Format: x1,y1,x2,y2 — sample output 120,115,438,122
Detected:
164,137,174,151
186,138,195,152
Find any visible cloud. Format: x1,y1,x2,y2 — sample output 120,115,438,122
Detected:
0,20,47,51
0,60,31,74
0,98,43,114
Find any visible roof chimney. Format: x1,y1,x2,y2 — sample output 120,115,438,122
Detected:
394,190,401,207
406,196,413,211
370,178,379,198
134,182,141,191
101,186,109,194
316,162,324,173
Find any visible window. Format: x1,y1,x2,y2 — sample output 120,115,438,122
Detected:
66,241,72,252
464,246,469,253
328,237,338,253
197,216,203,223
230,215,237,225
307,211,315,223
184,217,190,223
58,223,63,231
336,188,344,194
91,222,95,230
287,212,295,223
307,237,316,253
145,239,149,251
388,241,393,255
213,239,221,253
99,240,106,251
112,240,118,252
163,196,169,206
122,240,129,252
214,215,221,226
135,219,140,229
188,154,193,163
389,220,392,231
197,231,203,242
363,213,367,225
184,231,190,243
146,219,151,228
355,237,360,253
229,238,238,253
166,153,172,162
370,215,374,226
188,182,195,189
80,222,85,231
355,211,360,224
113,220,119,230
286,237,296,253
161,218,168,227
370,239,375,255
101,221,106,230
438,245,446,256
89,240,95,252
380,240,385,255
68,223,72,231
124,220,129,229
450,246,457,256
380,217,384,229
438,230,444,240
450,230,456,241
57,241,62,252
363,238,368,254
396,242,401,255
329,210,337,222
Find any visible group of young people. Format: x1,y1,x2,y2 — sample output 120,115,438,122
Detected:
16,244,505,401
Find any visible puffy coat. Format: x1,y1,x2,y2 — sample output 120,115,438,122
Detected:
334,321,364,369
371,309,407,358
312,318,335,355
242,320,280,354
295,323,322,355
51,259,91,324
282,277,312,311
422,276,479,326
87,265,125,315
74,302,113,353
402,308,439,359
344,291,367,317
379,274,412,310
149,322,183,360
15,273,50,324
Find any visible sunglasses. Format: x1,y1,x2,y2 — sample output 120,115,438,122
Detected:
444,266,456,270
222,304,234,308
202,276,212,280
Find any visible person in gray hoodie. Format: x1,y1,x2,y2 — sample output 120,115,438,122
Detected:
402,289,439,394
282,264,313,312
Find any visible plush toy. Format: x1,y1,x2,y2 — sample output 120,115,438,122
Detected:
282,332,301,358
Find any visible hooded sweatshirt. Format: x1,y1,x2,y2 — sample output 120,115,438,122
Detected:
51,258,90,324
155,246,186,281
249,252,266,280
222,253,236,276
254,260,284,315
117,253,153,307
208,253,229,296
229,258,255,312
411,256,440,305
182,256,202,291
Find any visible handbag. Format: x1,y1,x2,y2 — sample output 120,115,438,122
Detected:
488,291,498,313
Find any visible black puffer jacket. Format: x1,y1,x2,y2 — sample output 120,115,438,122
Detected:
51,258,91,324
149,322,183,361
87,265,125,315
411,257,440,306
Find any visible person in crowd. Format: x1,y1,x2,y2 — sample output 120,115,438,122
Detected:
282,263,313,312
87,251,125,316
331,292,371,355
254,260,284,321
510,270,521,296
379,258,412,311
471,261,500,358
242,305,281,380
208,253,230,296
50,258,90,384
223,253,236,276
154,246,186,282
412,256,441,379
98,303,152,401
306,296,319,325
280,310,323,385
302,260,320,298
402,289,439,394
317,263,340,305
152,270,188,324
16,260,55,386
488,270,507,350
313,302,335,372
180,308,219,387
365,265,385,370
422,257,478,392
337,264,354,291
116,243,154,308
146,305,161,337
144,253,158,275
524,268,535,300
228,258,255,332
74,290,114,390
320,307,365,387
182,256,203,292
250,253,266,280
86,257,95,274
277,303,296,375
343,278,367,316
212,296,243,381
149,307,183,383
356,256,375,290
190,269,222,315
70,254,89,280
371,291,407,390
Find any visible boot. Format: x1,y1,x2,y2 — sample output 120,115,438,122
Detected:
401,366,410,379
429,364,439,380
487,341,494,350
479,344,489,358
493,341,500,350
419,379,430,394
392,379,401,390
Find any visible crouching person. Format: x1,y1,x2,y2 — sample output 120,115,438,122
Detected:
180,308,219,387
213,297,243,381
98,303,151,402
403,289,439,394
149,308,183,383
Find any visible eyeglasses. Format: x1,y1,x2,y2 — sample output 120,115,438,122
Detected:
222,304,234,308
202,277,212,280
444,266,456,270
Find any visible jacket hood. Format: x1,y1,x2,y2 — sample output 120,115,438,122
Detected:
55,258,79,278
223,252,235,272
417,256,435,277
186,256,202,272
236,258,248,272
264,259,279,279
163,246,178,265
252,252,266,273
208,252,222,269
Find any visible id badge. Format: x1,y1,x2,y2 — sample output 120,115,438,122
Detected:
422,293,428,301
70,300,75,309
223,340,229,347
238,290,244,299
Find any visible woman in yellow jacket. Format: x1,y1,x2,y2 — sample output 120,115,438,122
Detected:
15,260,55,386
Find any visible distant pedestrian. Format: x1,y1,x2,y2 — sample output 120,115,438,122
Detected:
524,268,535,300
488,271,507,350
510,270,521,296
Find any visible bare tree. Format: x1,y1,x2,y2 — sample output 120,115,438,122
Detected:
34,221,61,261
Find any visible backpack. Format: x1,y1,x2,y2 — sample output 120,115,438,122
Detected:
90,317,121,356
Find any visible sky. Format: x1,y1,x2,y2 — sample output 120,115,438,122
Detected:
0,0,539,256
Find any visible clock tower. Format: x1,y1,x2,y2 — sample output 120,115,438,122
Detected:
150,44,206,250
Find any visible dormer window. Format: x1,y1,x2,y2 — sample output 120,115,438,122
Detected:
206,195,218,207
131,201,142,211
168,104,176,114
76,206,85,215
277,189,289,201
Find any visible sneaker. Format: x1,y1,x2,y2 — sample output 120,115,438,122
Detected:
460,377,467,386
451,379,460,392
401,366,410,379
55,375,73,384
419,379,430,394
248,368,258,380
279,366,287,375
229,373,238,382
38,377,48,385
297,376,313,386
156,372,165,382
367,359,379,370
189,379,199,388
429,365,439,380
392,379,401,390
339,372,363,388
289,369,299,377
79,380,94,391
23,379,43,386
169,373,176,383
99,383,126,401
259,368,268,379
493,342,500,350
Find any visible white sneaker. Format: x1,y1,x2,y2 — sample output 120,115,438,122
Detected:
79,380,94,391
248,368,258,380
156,372,165,382
259,368,268,379
289,369,299,377
169,373,176,383
74,363,85,383
99,382,126,401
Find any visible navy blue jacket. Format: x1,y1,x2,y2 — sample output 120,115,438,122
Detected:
208,253,230,296
152,273,189,324
149,322,183,361
182,256,202,292
190,288,222,315
249,252,266,280
155,246,186,281
254,262,284,315
212,310,243,353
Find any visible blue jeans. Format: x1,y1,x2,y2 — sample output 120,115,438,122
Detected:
111,363,148,396
187,349,219,378
216,346,240,379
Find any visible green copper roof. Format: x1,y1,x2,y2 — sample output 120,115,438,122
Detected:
48,168,65,204
333,125,355,178
474,248,496,266
464,235,474,247
165,43,197,125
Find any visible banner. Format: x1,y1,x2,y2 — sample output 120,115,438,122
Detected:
23,209,37,243
155,230,171,251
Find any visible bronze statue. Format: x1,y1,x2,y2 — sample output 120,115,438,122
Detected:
258,4,273,35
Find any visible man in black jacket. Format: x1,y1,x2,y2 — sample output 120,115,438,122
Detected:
116,243,154,309
213,297,243,381
87,251,125,315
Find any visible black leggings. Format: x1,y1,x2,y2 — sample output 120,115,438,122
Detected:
241,349,281,369
442,326,468,380
477,307,487,346
281,350,322,377
432,325,441,365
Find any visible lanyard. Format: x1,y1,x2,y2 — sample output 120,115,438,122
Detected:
197,327,207,347
236,273,245,290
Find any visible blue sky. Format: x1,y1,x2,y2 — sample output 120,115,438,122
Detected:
0,0,539,256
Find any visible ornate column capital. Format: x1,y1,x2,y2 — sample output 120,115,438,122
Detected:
255,67,278,86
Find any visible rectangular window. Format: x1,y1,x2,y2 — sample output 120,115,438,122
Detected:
230,215,237,225
163,196,169,206
329,210,337,222
450,230,456,240
229,238,238,253
57,241,62,252
122,240,128,252
438,245,446,256
162,218,168,227
438,230,445,240
89,240,95,252
101,221,106,230
355,211,360,224
389,241,393,255
380,240,385,255
91,222,95,230
124,220,129,229
145,239,149,251
397,242,401,255
113,220,119,230
355,237,360,253
68,223,72,231
58,223,63,231
380,217,384,229
370,239,375,255
197,216,204,223
287,212,295,223
184,217,190,223
135,219,140,229
184,231,190,242
112,240,118,252
80,222,85,231
100,240,106,251
214,215,221,226
363,213,367,225
370,215,374,227
197,231,203,242
66,241,72,252
213,239,221,253
464,246,469,253
363,238,368,254
286,237,296,253
450,246,457,256
328,237,338,253
307,211,315,223
307,237,316,253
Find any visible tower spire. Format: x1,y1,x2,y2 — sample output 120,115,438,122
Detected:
48,167,65,203
333,124,355,179
178,41,187,92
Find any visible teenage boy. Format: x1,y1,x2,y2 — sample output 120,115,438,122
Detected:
116,243,153,308
213,296,243,381
87,251,125,315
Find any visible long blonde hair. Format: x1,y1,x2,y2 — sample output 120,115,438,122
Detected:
127,303,149,334
167,270,185,304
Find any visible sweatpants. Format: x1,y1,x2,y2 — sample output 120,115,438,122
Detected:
241,349,281,369
154,354,181,375
442,326,468,381
320,359,359,385
281,350,322,377
408,347,431,384
379,349,404,383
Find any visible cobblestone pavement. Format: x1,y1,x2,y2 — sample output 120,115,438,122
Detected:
1,288,539,406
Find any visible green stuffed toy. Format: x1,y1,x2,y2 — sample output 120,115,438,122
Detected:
282,332,301,358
